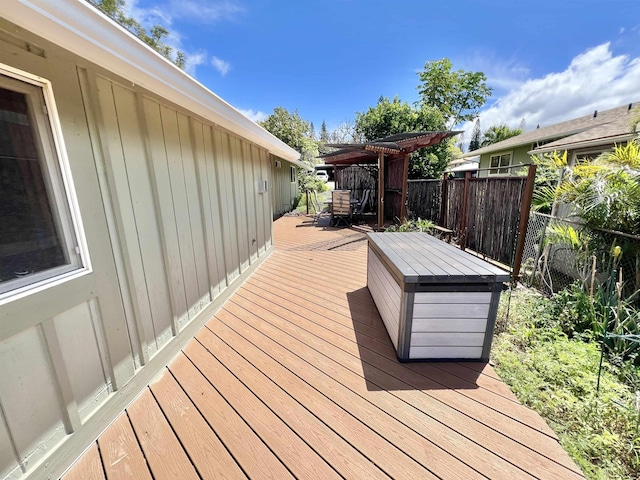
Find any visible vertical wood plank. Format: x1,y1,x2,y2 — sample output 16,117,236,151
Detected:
203,125,228,293
214,129,240,280
160,106,199,328
242,141,259,262
112,85,174,352
98,413,152,480
127,390,199,480
141,98,187,332
252,145,266,256
177,114,210,317
0,401,20,480
94,76,154,362
0,327,66,469
231,136,250,272
261,150,273,248
40,320,82,433
76,68,142,375
54,302,110,421
61,443,105,480
191,120,222,299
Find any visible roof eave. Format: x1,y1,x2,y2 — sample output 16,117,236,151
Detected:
4,0,300,163
528,132,638,155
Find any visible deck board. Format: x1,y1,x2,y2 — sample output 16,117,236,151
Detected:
149,373,247,479
127,390,199,480
61,444,104,480
97,413,152,480
64,215,583,479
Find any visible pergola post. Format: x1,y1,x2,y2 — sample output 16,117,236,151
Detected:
400,154,410,221
377,151,384,230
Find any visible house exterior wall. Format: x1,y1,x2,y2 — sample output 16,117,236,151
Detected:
0,19,275,480
478,144,533,177
271,154,298,217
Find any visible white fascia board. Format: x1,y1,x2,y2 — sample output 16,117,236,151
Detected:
6,0,300,163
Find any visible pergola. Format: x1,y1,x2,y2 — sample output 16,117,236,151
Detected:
320,131,460,229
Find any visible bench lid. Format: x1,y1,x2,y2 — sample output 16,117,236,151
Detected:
367,232,510,284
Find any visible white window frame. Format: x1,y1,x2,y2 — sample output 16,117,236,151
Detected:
488,151,513,175
0,63,90,302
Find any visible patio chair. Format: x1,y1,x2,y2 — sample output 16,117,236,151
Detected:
311,190,329,225
352,189,370,223
331,189,352,227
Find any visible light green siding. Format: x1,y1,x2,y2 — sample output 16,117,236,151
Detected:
271,155,298,217
478,144,533,177
0,17,277,480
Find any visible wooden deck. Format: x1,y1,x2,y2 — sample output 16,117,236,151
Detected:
63,215,584,479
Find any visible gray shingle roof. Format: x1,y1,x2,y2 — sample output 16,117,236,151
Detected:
470,102,640,156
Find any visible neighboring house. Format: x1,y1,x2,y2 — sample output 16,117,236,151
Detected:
446,155,479,178
0,2,306,479
472,102,640,177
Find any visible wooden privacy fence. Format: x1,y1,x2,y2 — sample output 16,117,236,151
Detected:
407,179,442,223
335,165,377,211
334,163,536,277
405,166,537,277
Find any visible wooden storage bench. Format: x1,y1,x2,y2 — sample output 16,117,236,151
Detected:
366,232,510,362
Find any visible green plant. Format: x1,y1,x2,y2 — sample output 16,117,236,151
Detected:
299,173,328,194
493,288,640,479
384,218,435,233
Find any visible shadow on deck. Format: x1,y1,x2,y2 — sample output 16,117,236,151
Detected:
63,215,584,480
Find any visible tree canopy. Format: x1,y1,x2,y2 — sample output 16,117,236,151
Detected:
480,123,523,147
468,118,482,151
91,0,186,69
417,58,492,128
259,107,319,166
354,96,451,178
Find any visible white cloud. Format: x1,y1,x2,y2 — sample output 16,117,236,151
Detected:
127,0,244,25
167,0,244,23
238,109,267,122
211,56,231,76
460,43,640,145
184,50,208,76
460,51,530,93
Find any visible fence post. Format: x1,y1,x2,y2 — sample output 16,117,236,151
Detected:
439,173,448,227
513,164,537,282
306,190,309,214
460,171,471,251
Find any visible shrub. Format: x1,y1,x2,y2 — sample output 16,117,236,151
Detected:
384,218,434,233
493,288,640,479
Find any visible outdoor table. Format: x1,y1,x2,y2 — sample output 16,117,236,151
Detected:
366,232,510,361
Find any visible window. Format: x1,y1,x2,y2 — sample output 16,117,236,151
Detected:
0,69,83,297
290,166,295,183
489,152,512,175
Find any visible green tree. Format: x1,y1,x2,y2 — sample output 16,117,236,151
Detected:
417,58,492,128
91,0,186,69
468,118,481,151
320,121,329,143
480,123,523,147
259,107,319,167
354,96,450,178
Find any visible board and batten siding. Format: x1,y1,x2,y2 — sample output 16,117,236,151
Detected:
0,18,275,480
409,291,491,359
271,154,298,217
366,247,401,349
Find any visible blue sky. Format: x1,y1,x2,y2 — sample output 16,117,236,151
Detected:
127,0,640,144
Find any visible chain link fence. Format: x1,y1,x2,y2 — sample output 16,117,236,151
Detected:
521,212,640,300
